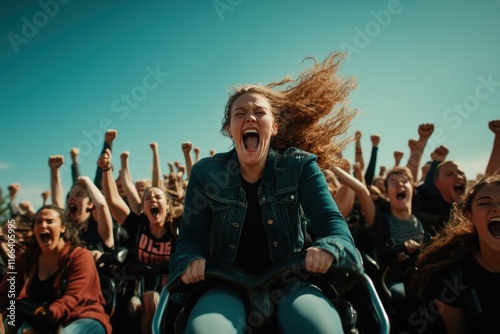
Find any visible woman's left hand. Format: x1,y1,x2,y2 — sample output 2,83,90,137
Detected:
305,247,334,274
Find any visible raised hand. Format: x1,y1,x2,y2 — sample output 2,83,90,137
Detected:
394,150,404,166
97,149,112,170
48,155,64,171
355,130,362,142
105,129,117,144
488,120,500,134
370,134,380,147
70,148,80,163
8,183,20,196
42,190,51,200
431,146,449,162
418,123,434,140
120,151,130,164
408,139,418,151
182,142,193,153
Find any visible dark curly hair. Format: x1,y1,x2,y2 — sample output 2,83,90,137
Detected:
412,174,500,296
29,205,84,250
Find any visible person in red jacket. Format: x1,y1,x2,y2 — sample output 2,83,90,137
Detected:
0,205,112,334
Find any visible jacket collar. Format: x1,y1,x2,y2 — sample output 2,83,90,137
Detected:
224,148,279,189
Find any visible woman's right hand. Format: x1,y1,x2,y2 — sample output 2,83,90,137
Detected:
181,258,206,284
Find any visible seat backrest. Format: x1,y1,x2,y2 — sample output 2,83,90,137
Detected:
99,274,117,317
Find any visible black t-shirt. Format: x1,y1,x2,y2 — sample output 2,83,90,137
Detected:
123,212,175,266
79,216,113,253
426,254,500,332
233,177,272,274
414,186,452,234
30,272,57,303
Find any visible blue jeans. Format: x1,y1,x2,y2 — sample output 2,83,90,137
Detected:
17,318,105,334
186,282,343,334
60,318,105,334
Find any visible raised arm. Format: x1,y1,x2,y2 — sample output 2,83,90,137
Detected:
41,190,51,206
193,146,201,162
364,134,380,186
332,160,356,218
70,148,80,185
485,120,500,176
94,130,117,189
393,150,404,167
332,165,375,226
120,151,141,215
151,141,164,189
49,155,65,209
354,130,365,171
7,183,21,218
77,175,114,249
98,149,130,225
421,145,449,194
406,123,434,181
182,142,194,180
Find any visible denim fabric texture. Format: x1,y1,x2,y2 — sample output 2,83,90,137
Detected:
168,147,362,285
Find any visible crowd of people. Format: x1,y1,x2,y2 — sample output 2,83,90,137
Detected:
1,50,499,334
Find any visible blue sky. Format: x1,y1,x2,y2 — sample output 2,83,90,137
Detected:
1,0,499,210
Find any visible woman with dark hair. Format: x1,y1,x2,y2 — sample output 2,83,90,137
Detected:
99,149,176,334
412,174,500,333
0,205,111,333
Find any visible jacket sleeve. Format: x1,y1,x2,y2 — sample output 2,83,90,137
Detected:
299,156,362,272
47,248,102,322
168,163,211,286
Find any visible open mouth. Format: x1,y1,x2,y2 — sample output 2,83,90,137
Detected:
396,190,406,200
40,232,51,244
150,206,159,217
488,218,500,237
243,129,259,151
453,183,466,196
68,203,78,215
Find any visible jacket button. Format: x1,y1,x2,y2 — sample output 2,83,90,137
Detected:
267,219,273,225
272,241,279,247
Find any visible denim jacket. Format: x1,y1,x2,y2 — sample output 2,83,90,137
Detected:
168,147,362,285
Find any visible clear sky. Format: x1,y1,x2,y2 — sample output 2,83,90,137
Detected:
1,0,499,210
